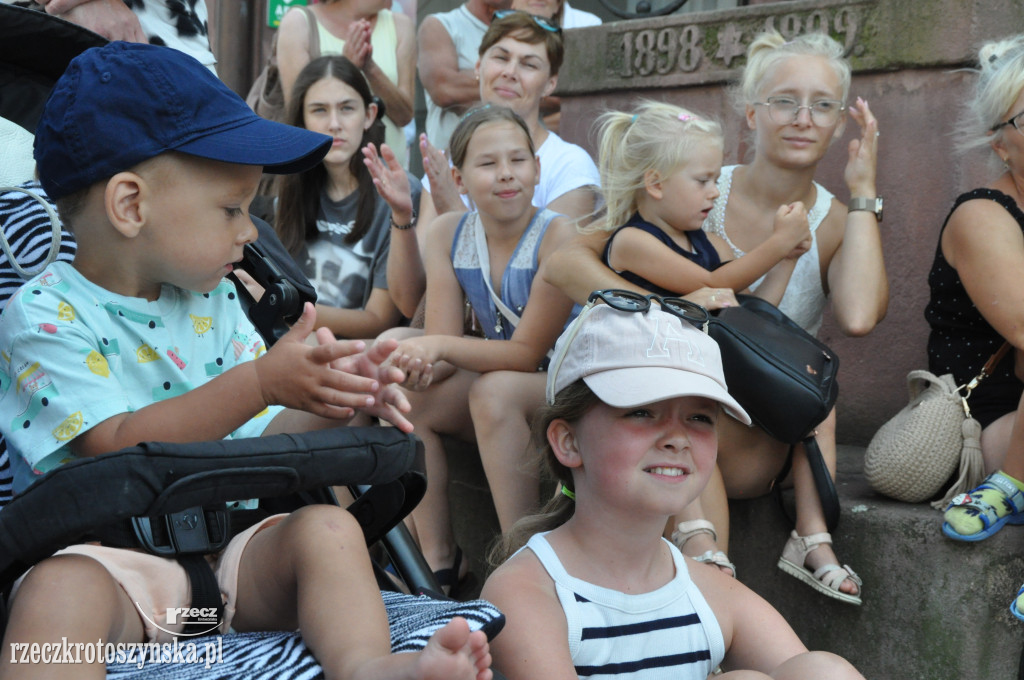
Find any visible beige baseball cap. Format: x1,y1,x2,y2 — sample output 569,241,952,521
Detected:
546,302,750,424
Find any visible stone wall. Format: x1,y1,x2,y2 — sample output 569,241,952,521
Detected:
555,0,1024,444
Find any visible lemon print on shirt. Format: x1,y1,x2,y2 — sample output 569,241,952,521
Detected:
190,314,213,335
85,350,109,377
57,302,75,321
53,411,84,442
137,344,160,363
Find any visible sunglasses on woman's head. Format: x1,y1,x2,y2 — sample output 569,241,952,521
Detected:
493,9,562,34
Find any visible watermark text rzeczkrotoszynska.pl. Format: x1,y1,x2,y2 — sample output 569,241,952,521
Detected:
8,637,224,670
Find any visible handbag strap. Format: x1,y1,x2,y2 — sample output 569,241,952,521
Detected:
804,436,840,532
959,341,1012,417
266,6,319,66
473,217,521,330
772,435,840,533
977,341,1011,382
301,5,321,60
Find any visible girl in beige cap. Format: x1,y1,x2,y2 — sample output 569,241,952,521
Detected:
482,291,865,680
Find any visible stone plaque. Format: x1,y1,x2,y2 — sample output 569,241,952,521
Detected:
560,0,879,93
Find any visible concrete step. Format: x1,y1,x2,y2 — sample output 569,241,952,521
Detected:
732,446,1023,680
444,442,1024,679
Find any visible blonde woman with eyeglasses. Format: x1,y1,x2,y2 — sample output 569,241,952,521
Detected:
547,30,887,605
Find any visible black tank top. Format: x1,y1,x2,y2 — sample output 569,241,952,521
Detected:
925,188,1024,426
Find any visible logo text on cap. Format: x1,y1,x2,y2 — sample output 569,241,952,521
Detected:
644,317,705,367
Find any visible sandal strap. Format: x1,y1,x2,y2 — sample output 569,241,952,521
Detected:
812,563,863,592
671,519,718,549
796,531,834,547
783,529,832,557
982,472,1024,508
945,495,1000,528
693,549,737,578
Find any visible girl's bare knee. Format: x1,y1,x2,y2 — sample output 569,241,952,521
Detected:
770,651,863,679
468,371,504,425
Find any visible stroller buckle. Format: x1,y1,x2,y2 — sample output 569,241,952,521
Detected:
131,505,231,556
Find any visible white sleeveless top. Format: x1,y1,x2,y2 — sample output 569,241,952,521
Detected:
703,165,832,335
523,533,725,679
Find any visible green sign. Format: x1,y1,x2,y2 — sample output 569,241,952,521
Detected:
267,0,308,28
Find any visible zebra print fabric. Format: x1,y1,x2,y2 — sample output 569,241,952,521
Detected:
0,182,76,508
105,591,505,679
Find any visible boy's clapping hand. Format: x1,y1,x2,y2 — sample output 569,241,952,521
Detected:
317,328,414,432
254,303,413,431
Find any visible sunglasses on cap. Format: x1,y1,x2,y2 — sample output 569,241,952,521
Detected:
586,289,710,331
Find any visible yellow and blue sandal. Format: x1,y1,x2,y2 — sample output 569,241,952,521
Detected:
1011,583,1024,622
942,472,1024,542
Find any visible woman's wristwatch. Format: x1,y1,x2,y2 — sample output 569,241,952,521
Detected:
848,197,883,222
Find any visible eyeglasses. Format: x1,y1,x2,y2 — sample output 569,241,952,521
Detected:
991,110,1024,134
493,9,561,34
545,289,710,404
753,96,846,127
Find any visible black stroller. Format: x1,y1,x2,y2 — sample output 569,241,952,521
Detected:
0,6,504,678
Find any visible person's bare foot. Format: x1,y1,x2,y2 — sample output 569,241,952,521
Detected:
414,617,492,680
351,617,491,680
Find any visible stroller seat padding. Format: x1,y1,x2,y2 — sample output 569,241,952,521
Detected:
0,426,420,582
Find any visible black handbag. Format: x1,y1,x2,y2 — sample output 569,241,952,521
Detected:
708,295,841,531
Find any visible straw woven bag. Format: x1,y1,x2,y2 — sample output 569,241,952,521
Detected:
864,343,1009,506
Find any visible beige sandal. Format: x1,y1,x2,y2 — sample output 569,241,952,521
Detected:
670,519,737,578
777,530,862,605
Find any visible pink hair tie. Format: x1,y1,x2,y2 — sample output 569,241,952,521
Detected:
678,113,694,122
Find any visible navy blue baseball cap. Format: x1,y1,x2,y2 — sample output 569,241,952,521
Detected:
34,41,331,200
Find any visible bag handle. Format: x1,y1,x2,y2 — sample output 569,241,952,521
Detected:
0,185,62,279
905,370,956,399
